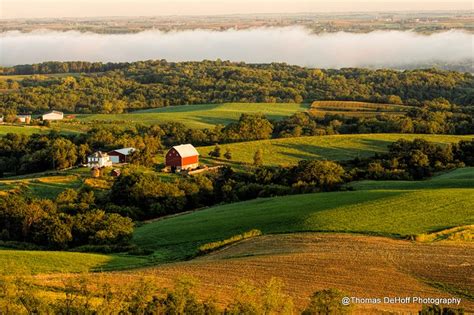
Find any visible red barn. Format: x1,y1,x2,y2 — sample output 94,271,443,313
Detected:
165,144,199,171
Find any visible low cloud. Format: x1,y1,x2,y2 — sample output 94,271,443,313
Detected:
0,27,472,68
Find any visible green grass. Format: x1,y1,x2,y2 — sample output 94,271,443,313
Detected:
73,103,309,129
0,250,147,275
0,125,49,136
0,175,83,199
349,167,474,191
130,167,474,265
198,134,473,166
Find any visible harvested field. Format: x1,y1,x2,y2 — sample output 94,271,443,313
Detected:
310,100,413,118
33,233,474,314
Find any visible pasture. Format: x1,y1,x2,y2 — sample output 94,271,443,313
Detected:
198,133,473,166
0,250,148,275
72,103,309,129
0,174,83,199
0,125,49,136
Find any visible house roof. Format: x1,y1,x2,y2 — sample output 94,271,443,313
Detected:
172,144,199,158
89,151,109,158
110,147,136,156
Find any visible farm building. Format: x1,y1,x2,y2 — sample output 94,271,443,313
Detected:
16,115,31,124
110,169,121,177
108,147,136,164
87,151,112,168
165,144,199,171
42,110,64,121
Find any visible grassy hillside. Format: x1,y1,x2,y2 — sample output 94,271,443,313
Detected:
0,250,147,275
131,167,474,265
198,134,473,166
0,174,83,199
73,103,309,129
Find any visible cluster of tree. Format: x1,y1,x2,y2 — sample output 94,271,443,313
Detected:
348,138,474,180
0,132,89,176
0,276,350,315
1,60,472,115
0,192,133,249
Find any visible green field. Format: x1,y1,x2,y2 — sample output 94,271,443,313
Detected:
131,167,474,265
198,134,473,166
0,174,83,199
0,125,50,136
73,103,309,129
0,250,147,275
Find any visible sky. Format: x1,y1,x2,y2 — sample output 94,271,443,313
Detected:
1,0,472,19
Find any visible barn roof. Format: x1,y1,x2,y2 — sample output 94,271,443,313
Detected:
43,110,63,115
172,144,199,158
110,147,136,156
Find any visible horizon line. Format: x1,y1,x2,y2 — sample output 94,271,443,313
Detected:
1,9,473,21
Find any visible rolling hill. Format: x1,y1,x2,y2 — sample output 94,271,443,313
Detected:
72,103,309,129
131,167,474,265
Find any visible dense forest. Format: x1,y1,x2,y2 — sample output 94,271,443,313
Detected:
1,60,473,114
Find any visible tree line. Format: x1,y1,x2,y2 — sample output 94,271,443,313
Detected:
0,60,473,115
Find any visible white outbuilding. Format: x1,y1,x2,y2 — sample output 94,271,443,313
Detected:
42,110,64,121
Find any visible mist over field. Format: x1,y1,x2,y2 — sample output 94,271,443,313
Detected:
0,27,472,68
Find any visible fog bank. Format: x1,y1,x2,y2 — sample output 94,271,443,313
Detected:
1,27,472,68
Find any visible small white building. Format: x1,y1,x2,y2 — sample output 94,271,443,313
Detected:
87,151,113,168
42,110,64,121
0,116,4,124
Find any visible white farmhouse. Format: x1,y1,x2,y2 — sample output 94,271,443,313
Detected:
42,110,64,121
87,151,113,168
